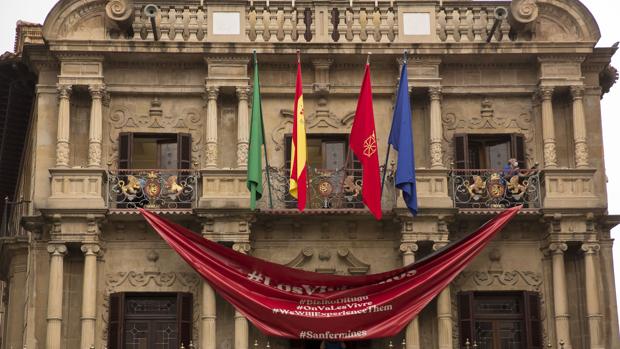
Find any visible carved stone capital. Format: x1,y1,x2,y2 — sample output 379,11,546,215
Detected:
88,84,106,99
548,242,568,254
539,86,554,100
232,242,251,254
47,243,68,256
206,86,219,100
433,241,449,251
236,86,250,101
570,85,585,100
399,243,419,255
57,84,72,99
429,86,442,100
81,243,101,256
581,242,600,255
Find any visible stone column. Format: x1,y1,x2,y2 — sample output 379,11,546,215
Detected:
46,243,67,349
80,243,100,349
400,243,420,349
56,85,72,167
549,242,571,348
540,86,558,168
582,242,603,349
434,242,452,349
236,86,250,169
205,86,219,168
570,86,589,168
87,85,105,168
201,281,217,349
429,87,444,169
233,242,251,349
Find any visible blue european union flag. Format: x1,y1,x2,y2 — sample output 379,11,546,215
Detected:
388,60,417,215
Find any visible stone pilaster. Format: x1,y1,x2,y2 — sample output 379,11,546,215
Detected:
429,87,444,169
87,85,105,168
56,85,72,167
205,86,219,168
540,86,558,168
236,86,250,169
549,242,571,349
582,242,603,349
434,241,452,349
400,243,420,349
233,242,251,349
570,86,589,168
46,242,67,349
80,243,101,349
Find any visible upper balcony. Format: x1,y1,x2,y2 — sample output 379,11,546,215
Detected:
56,0,598,51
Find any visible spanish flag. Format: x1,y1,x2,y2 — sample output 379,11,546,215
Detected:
289,53,307,211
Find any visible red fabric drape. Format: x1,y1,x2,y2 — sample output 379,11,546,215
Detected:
140,206,520,340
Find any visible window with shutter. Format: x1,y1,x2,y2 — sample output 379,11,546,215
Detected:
454,134,468,169
177,133,192,170
453,134,526,170
118,133,133,169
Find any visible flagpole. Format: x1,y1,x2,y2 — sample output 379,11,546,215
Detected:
381,50,407,195
255,50,274,209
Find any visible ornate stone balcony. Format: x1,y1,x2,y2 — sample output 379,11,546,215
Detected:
113,0,544,45
450,169,542,210
107,169,199,210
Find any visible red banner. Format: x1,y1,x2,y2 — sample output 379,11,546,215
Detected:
350,63,382,220
140,207,520,340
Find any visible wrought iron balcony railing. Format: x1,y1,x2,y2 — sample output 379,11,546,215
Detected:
107,169,199,210
450,169,542,209
259,166,395,211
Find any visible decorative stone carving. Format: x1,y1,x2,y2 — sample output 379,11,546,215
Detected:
284,248,370,275
105,0,134,37
107,98,204,167
570,85,589,168
80,243,101,256
442,97,535,166
429,87,444,168
272,110,354,151
454,269,543,291
509,0,539,25
102,271,201,343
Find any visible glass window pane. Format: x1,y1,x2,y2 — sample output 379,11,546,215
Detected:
499,321,523,349
474,321,494,349
474,298,521,315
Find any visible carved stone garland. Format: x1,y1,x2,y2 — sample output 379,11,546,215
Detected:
101,271,202,343
107,98,204,167
442,97,536,166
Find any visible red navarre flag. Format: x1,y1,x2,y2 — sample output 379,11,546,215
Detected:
350,63,382,220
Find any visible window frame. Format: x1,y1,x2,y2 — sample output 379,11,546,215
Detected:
458,291,542,349
108,292,193,349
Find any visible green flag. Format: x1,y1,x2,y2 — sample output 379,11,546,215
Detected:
247,52,265,210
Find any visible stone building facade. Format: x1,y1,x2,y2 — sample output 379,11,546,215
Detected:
0,0,619,348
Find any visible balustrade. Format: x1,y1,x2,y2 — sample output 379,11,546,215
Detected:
260,166,395,210
124,1,526,44
451,169,541,209
107,169,199,209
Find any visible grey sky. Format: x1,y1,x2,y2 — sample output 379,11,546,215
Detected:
1,0,619,323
